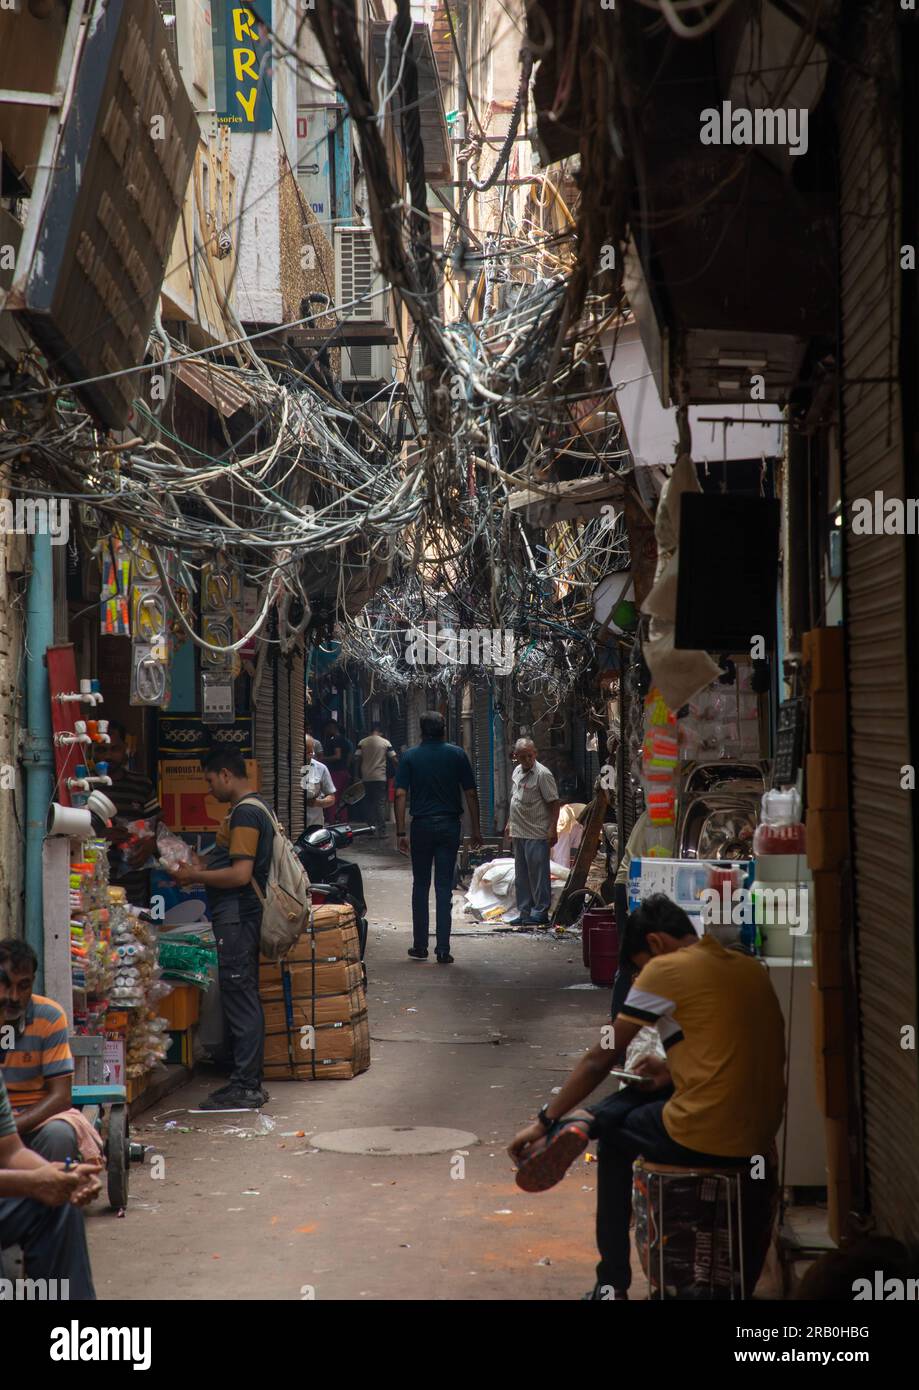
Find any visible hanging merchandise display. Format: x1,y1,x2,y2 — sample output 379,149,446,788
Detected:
130,535,173,707
200,556,241,724
69,842,171,1094
47,645,111,808
680,664,761,762
99,527,132,636
638,686,677,857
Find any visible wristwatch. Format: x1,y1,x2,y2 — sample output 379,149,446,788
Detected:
537,1104,553,1132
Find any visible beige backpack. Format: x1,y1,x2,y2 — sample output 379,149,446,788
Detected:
236,796,312,961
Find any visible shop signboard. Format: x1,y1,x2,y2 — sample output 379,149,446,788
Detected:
18,0,199,430
212,0,273,133
296,106,336,225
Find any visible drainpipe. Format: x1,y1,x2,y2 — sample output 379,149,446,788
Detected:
23,531,55,988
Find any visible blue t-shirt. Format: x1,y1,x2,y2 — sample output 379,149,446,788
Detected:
395,740,476,819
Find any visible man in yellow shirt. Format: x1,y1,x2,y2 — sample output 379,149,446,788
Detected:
508,893,785,1299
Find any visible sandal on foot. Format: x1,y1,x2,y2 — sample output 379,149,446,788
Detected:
514,1111,593,1193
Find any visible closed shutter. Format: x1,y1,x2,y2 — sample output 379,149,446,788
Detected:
254,650,277,815
276,651,291,828
472,685,493,835
839,17,919,1240
290,645,305,840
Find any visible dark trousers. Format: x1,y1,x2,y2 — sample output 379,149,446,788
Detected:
513,837,551,919
588,1085,747,1293
212,902,264,1090
0,1194,96,1299
409,815,461,953
363,780,389,833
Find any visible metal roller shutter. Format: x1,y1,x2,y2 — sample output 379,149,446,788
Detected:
254,650,276,815
839,16,919,1239
289,645,305,840
473,685,494,835
276,652,291,828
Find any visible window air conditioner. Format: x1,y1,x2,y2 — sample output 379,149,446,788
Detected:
334,226,388,322
341,344,394,383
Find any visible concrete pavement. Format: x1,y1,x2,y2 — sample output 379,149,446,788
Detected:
87,839,642,1301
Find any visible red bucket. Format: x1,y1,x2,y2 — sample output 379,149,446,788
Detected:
589,923,620,988
582,908,615,968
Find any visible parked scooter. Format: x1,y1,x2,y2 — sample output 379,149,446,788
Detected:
295,823,373,966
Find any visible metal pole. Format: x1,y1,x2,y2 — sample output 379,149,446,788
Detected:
24,531,55,988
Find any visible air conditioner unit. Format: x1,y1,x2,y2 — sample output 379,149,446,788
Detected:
341,344,393,383
334,226,388,322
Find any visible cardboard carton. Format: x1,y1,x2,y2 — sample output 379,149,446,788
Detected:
806,753,848,809
808,693,847,753
803,627,845,692
806,810,850,871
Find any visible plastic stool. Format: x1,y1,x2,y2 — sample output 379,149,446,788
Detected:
636,1160,747,1300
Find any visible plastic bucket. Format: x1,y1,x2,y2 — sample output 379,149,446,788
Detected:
589,922,620,988
582,908,615,967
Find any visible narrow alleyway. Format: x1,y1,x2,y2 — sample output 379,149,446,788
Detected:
86,843,641,1301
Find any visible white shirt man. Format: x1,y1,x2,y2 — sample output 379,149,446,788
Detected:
504,739,560,926
300,737,336,827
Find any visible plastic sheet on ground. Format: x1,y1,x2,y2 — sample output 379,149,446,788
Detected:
463,856,570,922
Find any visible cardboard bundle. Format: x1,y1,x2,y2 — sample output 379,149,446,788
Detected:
259,903,370,1081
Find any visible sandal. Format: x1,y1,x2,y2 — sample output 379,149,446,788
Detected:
514,1110,594,1193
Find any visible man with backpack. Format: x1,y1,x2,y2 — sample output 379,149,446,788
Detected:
169,749,275,1111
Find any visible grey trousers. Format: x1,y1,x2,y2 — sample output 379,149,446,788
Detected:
23,1119,81,1163
513,837,551,919
362,780,389,833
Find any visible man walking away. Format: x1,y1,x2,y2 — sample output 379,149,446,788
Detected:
355,721,397,835
301,735,336,827
169,749,274,1110
504,738,560,926
323,719,353,820
394,711,482,964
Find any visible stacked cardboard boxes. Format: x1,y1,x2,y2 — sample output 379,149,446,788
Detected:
803,627,851,1241
259,903,370,1081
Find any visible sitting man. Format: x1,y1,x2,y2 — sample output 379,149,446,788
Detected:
0,940,102,1163
0,1067,99,1299
508,894,786,1299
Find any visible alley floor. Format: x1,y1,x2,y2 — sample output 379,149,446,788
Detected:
86,840,641,1301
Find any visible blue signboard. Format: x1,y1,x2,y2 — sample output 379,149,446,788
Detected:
212,1,273,133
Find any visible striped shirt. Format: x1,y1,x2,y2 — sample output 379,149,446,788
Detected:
0,1072,15,1138
0,994,73,1110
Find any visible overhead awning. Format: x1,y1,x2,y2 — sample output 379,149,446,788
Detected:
370,21,451,182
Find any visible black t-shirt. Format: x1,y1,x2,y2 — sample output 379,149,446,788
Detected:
325,735,353,769
394,740,476,819
207,795,275,919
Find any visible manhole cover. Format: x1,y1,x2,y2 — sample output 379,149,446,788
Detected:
309,1126,478,1155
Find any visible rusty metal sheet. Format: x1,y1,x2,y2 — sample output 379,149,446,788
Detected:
174,358,253,418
